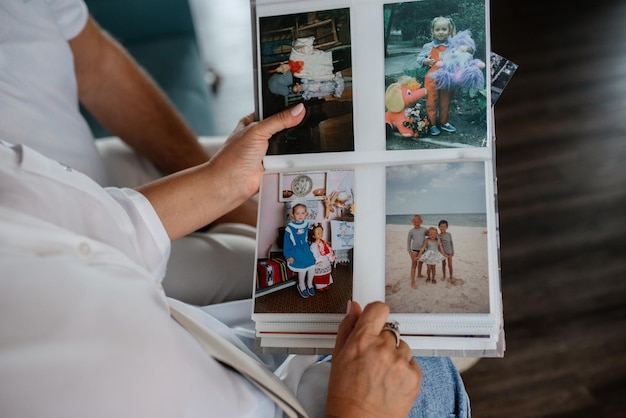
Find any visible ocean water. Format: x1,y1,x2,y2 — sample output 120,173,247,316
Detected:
386,213,487,228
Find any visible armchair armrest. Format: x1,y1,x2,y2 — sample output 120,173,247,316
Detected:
95,136,226,187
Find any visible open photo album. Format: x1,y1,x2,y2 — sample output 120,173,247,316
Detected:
250,0,506,357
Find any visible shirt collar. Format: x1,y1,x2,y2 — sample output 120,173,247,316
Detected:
433,39,449,47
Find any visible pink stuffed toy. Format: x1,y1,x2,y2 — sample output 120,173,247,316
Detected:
385,76,428,137
429,30,486,90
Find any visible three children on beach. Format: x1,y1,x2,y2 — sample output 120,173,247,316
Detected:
407,215,454,288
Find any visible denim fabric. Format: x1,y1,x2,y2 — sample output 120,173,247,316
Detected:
295,356,470,418
408,357,471,418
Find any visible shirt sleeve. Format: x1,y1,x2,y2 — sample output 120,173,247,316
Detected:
106,187,172,281
48,0,89,40
416,42,432,67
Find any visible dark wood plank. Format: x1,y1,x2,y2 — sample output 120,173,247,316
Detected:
461,0,626,416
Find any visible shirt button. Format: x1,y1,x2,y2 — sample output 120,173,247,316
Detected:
78,242,91,256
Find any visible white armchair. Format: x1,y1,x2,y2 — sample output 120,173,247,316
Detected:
95,137,257,306
96,136,226,188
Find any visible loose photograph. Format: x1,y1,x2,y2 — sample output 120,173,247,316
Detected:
385,162,490,314
257,8,354,155
254,170,355,314
383,0,488,149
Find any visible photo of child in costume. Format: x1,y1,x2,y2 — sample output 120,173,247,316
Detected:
383,0,488,149
283,202,317,298
309,223,336,291
254,170,355,315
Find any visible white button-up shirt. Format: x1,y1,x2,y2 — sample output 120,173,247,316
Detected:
0,141,276,417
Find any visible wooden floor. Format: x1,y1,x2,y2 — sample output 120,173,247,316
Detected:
460,1,626,416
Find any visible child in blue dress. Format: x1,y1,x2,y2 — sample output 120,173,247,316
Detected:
283,202,317,298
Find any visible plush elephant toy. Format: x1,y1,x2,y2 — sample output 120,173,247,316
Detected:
384,76,428,137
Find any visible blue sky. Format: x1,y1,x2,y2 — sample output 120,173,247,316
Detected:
385,161,487,215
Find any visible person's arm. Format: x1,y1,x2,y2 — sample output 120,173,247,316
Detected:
417,239,427,258
437,239,447,257
283,228,296,265
416,43,432,67
326,301,422,418
137,104,306,241
70,17,208,175
70,17,260,226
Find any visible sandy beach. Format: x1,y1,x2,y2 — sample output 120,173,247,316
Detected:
385,224,490,314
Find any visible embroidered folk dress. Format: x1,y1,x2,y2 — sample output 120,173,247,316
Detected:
310,239,336,290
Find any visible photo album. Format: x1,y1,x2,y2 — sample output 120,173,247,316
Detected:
250,0,509,357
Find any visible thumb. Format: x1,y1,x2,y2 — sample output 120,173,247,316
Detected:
333,300,362,354
255,103,306,139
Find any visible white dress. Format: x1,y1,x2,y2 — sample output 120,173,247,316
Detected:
418,239,446,265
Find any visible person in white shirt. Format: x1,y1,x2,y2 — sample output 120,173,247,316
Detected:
0,0,258,305
0,103,469,417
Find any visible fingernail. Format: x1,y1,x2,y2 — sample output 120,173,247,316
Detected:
290,103,304,116
346,300,353,314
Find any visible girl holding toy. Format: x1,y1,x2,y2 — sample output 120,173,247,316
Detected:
416,16,475,136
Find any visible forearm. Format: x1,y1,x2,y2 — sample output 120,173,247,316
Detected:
135,104,306,240
416,44,431,67
135,102,306,240
283,240,295,261
72,18,209,175
136,158,254,241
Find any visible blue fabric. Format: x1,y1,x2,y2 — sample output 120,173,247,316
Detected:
408,357,471,418
432,39,450,47
295,355,470,417
283,221,316,269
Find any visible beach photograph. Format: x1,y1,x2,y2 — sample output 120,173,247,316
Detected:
385,162,490,314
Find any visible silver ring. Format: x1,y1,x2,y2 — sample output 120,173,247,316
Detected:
382,320,401,347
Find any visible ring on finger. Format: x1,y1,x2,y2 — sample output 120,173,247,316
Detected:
382,320,401,348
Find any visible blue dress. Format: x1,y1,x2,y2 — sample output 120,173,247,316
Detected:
283,220,315,270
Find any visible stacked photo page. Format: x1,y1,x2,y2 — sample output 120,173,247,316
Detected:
250,0,513,357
